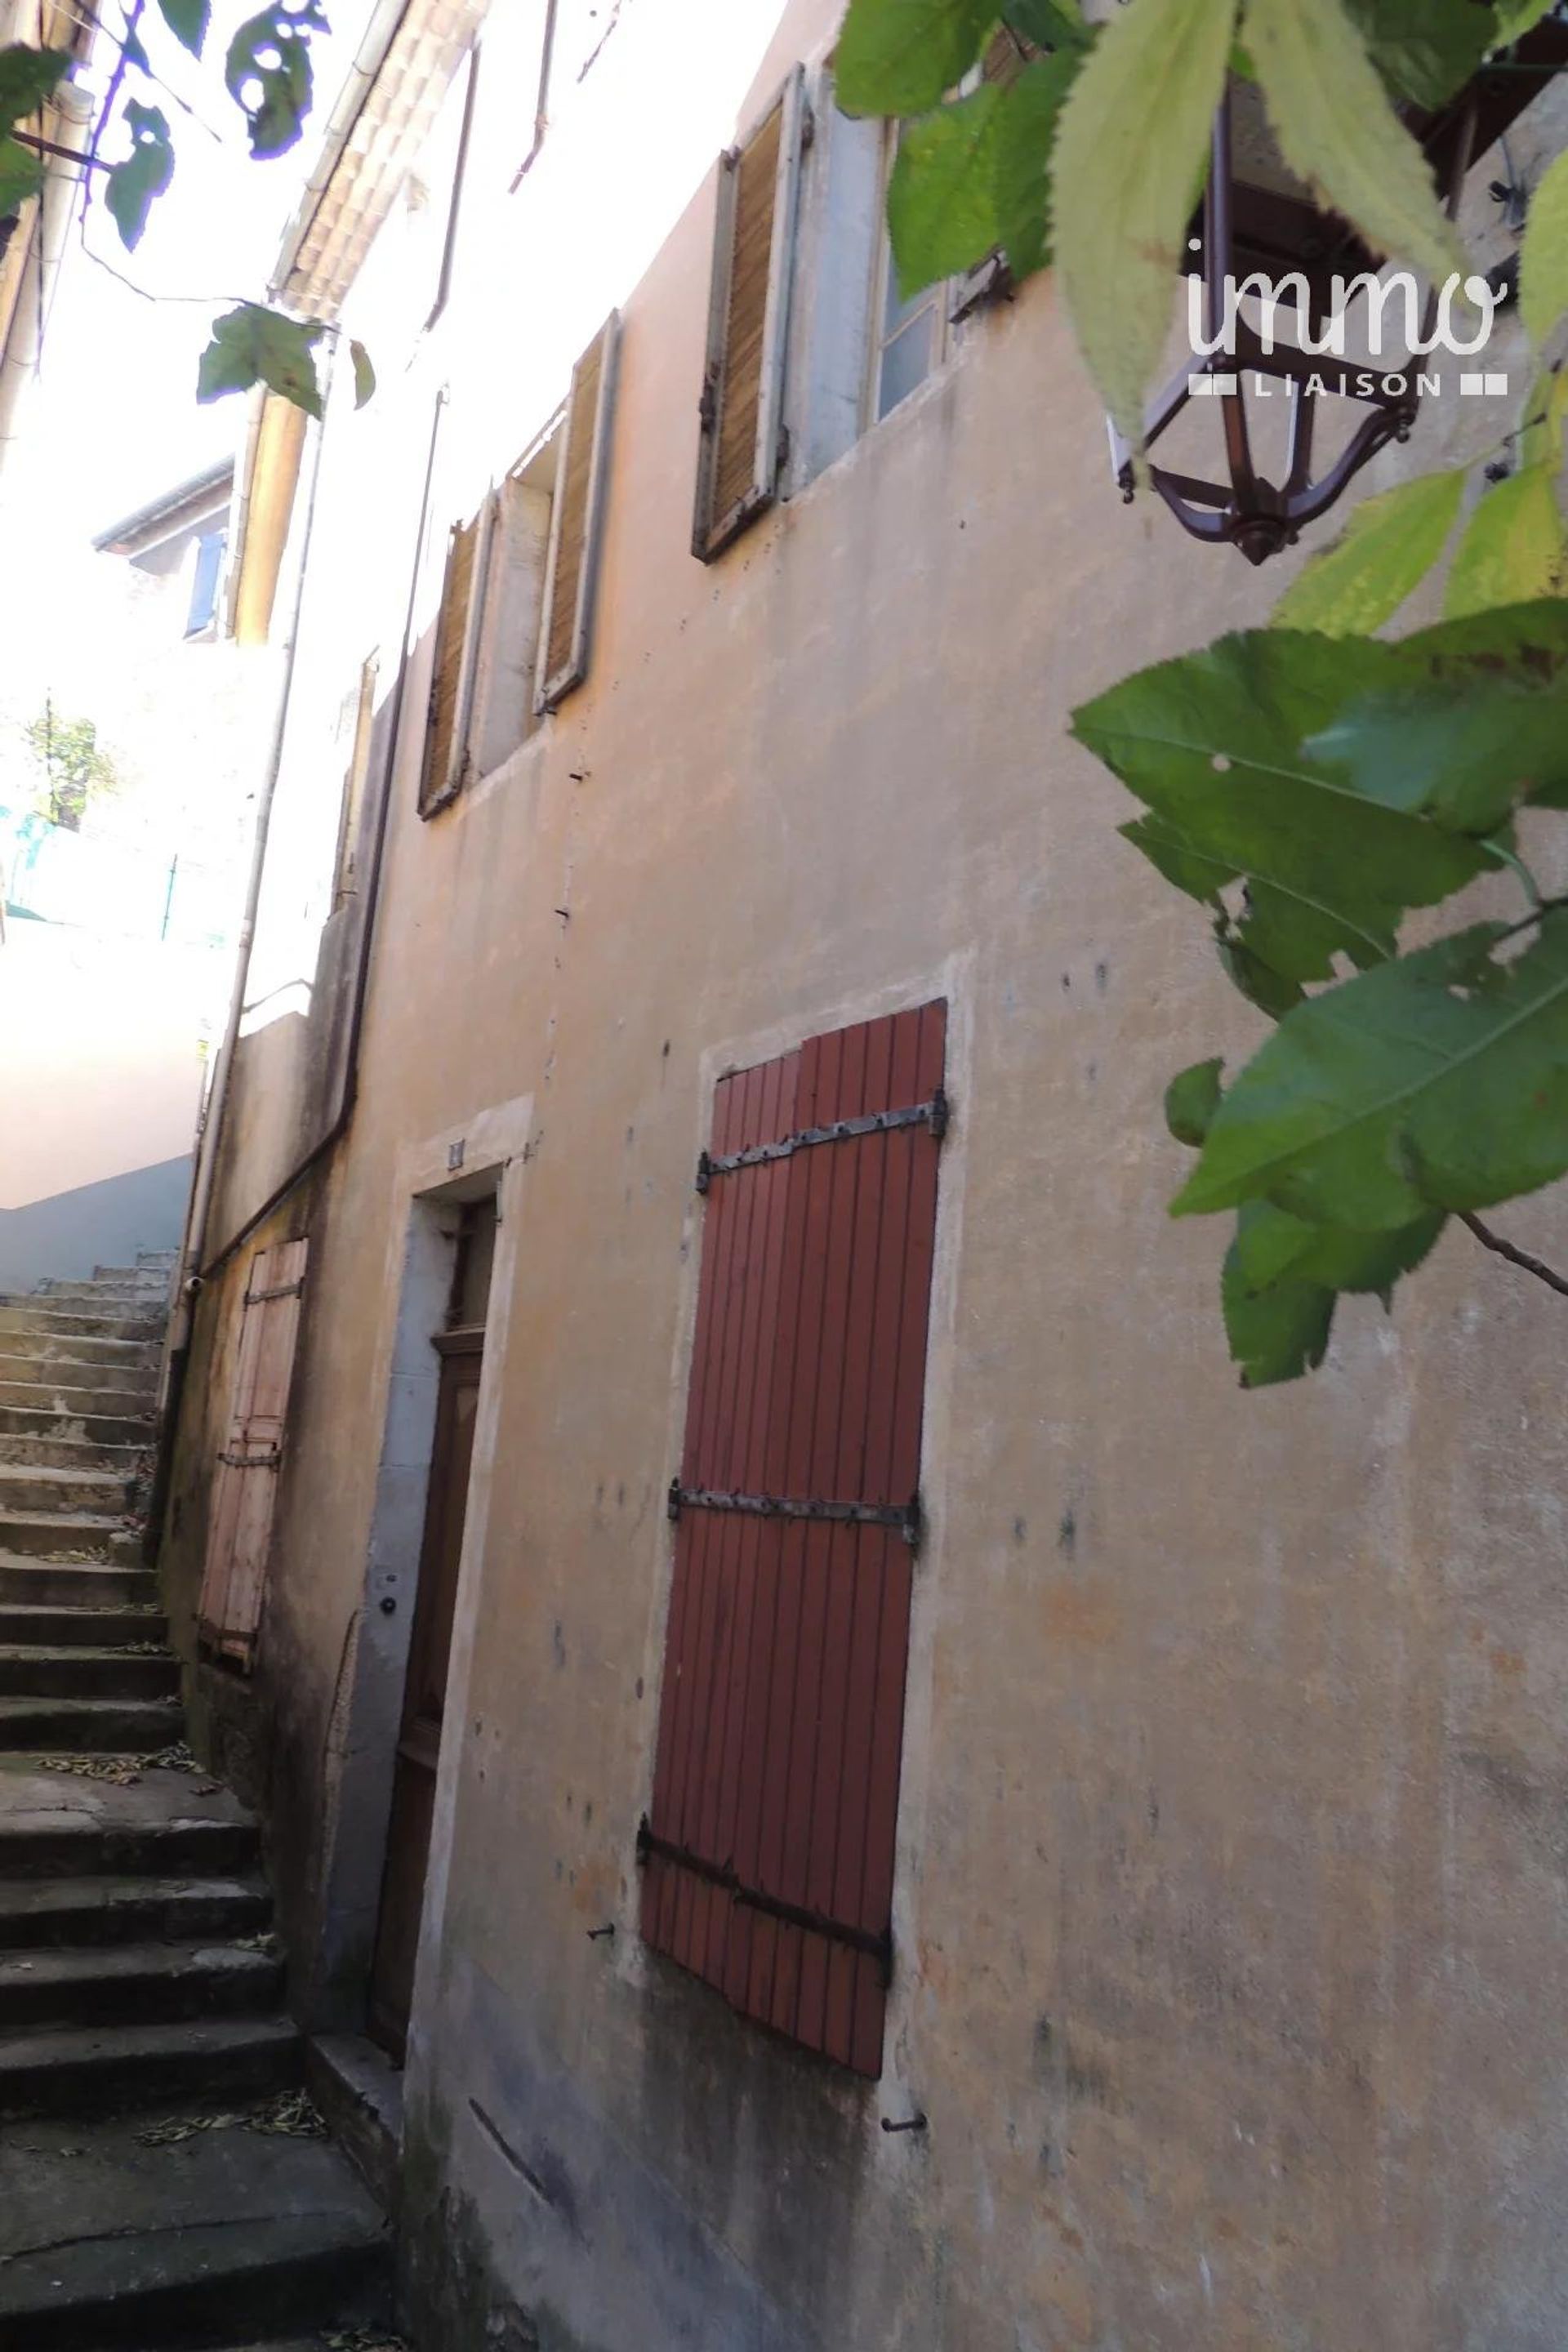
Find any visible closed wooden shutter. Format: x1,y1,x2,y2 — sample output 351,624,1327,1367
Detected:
691,66,807,564
198,1239,309,1669
535,311,620,714
419,504,492,814
640,1001,947,2077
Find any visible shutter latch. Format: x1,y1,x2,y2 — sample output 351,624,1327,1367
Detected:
698,366,719,434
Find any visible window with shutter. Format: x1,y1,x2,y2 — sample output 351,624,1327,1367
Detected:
691,66,807,564
198,1239,309,1669
640,1001,948,2078
419,502,492,815
535,312,619,713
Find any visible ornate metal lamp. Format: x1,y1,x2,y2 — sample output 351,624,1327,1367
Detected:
1111,16,1568,564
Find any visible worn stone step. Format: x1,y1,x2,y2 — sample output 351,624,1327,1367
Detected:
0,1554,158,1607
0,1430,146,1473
0,1937,283,2029
0,2011,301,2119
0,1347,159,1396
0,1510,140,1562
0,1646,180,1700
0,1763,259,1881
0,1303,165,1343
0,2105,390,2348
0,1376,156,1423
0,1463,137,1517
0,1873,270,1950
0,1328,161,1370
0,1603,167,1646
0,1401,157,1450
0,1695,184,1752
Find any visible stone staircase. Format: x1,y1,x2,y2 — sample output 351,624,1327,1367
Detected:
0,1255,397,2350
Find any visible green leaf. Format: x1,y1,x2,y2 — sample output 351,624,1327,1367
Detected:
1218,935,1306,1018
0,134,42,211
1518,367,1568,479
889,82,1004,292
992,49,1076,279
1173,914,1568,1230
1244,0,1468,290
834,0,995,115
1004,0,1090,50
349,338,375,408
197,303,323,417
155,0,209,55
1343,0,1491,105
105,100,173,251
1050,0,1238,446
1271,468,1464,638
1223,1227,1335,1387
0,43,71,132
1075,629,1488,990
1166,1057,1224,1147
1445,466,1566,621
225,0,326,159
1521,144,1568,350
1493,0,1560,39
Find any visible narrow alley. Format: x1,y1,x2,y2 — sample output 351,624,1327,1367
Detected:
0,1256,394,2348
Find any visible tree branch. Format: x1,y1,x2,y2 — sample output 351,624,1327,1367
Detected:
1460,1211,1568,1300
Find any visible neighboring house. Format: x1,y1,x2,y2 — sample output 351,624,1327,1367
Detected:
0,461,247,1292
154,5,1568,2349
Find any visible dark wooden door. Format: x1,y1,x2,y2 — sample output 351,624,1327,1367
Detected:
368,1329,483,2056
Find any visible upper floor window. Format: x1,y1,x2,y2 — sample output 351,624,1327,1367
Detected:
866,127,947,426
185,528,226,637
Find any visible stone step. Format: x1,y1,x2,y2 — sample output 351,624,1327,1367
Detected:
0,1304,166,1343
0,1376,156,1423
0,1603,167,1645
0,1327,162,1370
0,1430,147,1473
0,1347,159,1395
0,1463,137,1517
0,1646,180,1700
0,2011,301,2119
0,1401,157,1450
0,1937,283,2029
29,1285,163,1312
0,1873,270,1950
0,1695,184,1752
0,2105,390,2347
0,1510,140,1561
0,1554,158,1606
0,1765,259,1882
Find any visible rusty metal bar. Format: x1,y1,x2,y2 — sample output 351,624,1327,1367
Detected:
667,1481,921,1548
635,1818,893,1976
696,1092,947,1192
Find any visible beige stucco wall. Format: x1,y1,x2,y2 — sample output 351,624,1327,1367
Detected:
163,5,1568,2346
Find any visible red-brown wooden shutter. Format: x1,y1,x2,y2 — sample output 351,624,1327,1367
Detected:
198,1239,308,1669
641,1000,947,2077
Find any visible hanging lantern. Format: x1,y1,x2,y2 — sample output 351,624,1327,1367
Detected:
1111,18,1568,565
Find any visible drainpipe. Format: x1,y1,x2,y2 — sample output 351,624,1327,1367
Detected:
0,81,91,470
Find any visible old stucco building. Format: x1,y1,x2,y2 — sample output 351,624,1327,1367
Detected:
155,2,1568,2345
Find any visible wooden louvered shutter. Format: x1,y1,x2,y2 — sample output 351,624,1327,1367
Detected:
419,503,492,813
535,311,620,714
640,1001,947,2077
198,1239,308,1669
691,66,807,564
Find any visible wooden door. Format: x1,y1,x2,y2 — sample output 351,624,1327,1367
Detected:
368,1329,483,2056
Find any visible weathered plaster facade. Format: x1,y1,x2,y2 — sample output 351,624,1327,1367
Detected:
157,5,1568,2345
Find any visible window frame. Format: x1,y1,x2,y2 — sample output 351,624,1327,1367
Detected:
417,497,496,819
534,310,621,715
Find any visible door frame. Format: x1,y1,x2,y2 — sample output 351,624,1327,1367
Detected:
308,1093,532,2046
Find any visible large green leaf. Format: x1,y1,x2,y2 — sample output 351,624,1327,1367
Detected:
1004,0,1090,51
1344,0,1492,104
1074,629,1488,988
197,303,323,417
0,43,70,132
1050,0,1238,445
1521,145,1568,351
225,0,325,159
1223,1197,1446,1384
888,50,1078,294
991,48,1077,278
834,0,995,115
1271,467,1464,639
0,133,41,211
1174,915,1568,1229
1493,0,1561,38
1244,0,1468,289
155,0,209,55
1223,1232,1334,1387
1445,466,1566,621
105,100,173,251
